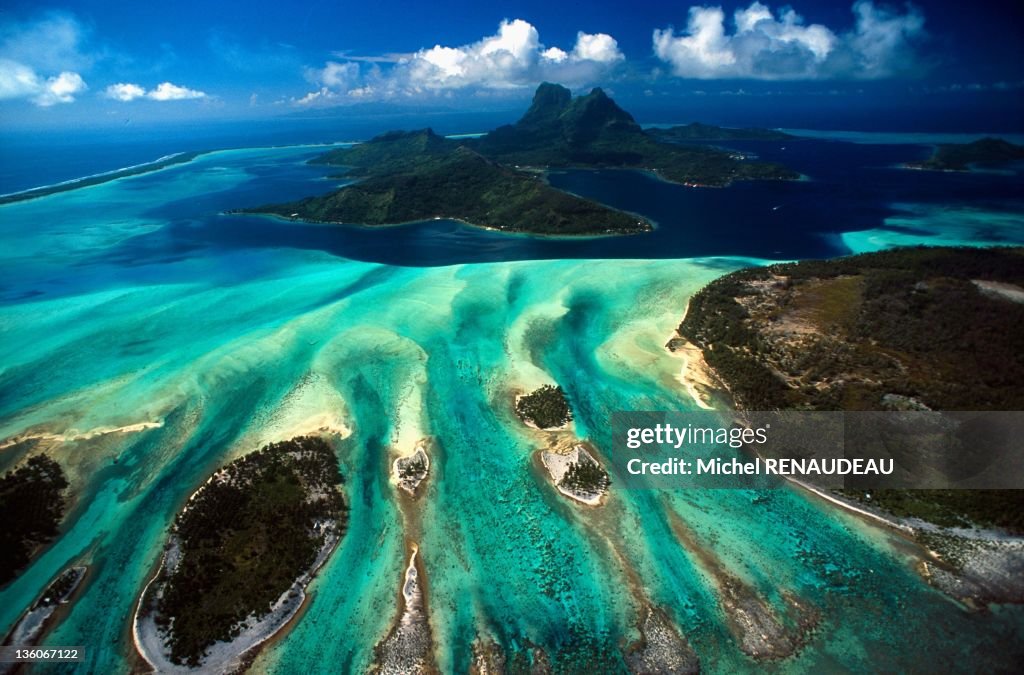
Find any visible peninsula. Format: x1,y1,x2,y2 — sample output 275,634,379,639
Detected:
243,83,797,235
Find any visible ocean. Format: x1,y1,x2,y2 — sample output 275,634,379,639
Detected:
0,125,1022,672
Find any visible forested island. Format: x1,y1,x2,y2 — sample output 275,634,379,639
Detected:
0,455,68,585
136,436,347,669
516,384,574,429
242,83,797,235
673,246,1024,533
907,137,1024,171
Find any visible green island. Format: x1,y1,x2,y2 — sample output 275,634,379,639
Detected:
242,82,797,235
516,384,574,429
0,455,68,585
559,458,611,495
146,436,347,667
906,137,1024,171
251,141,650,235
471,83,798,185
646,122,795,142
674,246,1024,532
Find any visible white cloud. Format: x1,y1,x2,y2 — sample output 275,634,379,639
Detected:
104,81,208,102
571,32,625,64
653,1,925,80
0,13,92,106
105,82,145,101
0,59,40,100
147,81,206,100
308,60,359,89
35,71,86,105
0,59,87,105
0,13,94,73
296,18,625,105
541,47,569,63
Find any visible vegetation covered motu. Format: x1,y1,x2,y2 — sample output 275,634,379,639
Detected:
0,454,68,585
244,82,797,235
516,384,574,429
559,458,611,495
907,137,1024,171
675,246,1024,531
154,436,347,666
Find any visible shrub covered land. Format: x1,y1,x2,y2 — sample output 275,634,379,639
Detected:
0,455,68,585
559,458,611,495
516,385,574,429
155,436,347,666
677,246,1024,531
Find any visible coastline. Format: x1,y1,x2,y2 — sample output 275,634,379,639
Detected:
0,152,206,205
133,525,341,674
232,210,651,238
132,446,345,674
666,300,730,411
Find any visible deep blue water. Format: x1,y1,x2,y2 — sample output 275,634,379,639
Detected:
82,137,1024,270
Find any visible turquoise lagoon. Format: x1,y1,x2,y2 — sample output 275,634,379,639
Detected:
0,143,1022,672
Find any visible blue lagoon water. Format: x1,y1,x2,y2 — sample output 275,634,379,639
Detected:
0,131,1023,672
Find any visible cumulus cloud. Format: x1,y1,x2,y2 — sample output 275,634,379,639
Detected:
147,81,206,100
0,13,93,105
104,82,145,101
296,19,624,105
105,81,207,101
653,1,925,80
35,71,87,105
0,59,87,105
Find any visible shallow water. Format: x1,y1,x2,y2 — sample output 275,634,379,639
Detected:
0,141,1022,672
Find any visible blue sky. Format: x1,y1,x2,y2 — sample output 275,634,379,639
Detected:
1,0,1021,128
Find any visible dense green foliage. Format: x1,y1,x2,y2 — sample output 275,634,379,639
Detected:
0,455,68,585
471,84,798,186
156,436,347,666
909,137,1024,171
254,145,649,235
842,489,1024,534
679,246,1024,530
680,246,1024,410
516,385,574,429
559,458,611,494
310,128,460,176
647,123,794,142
